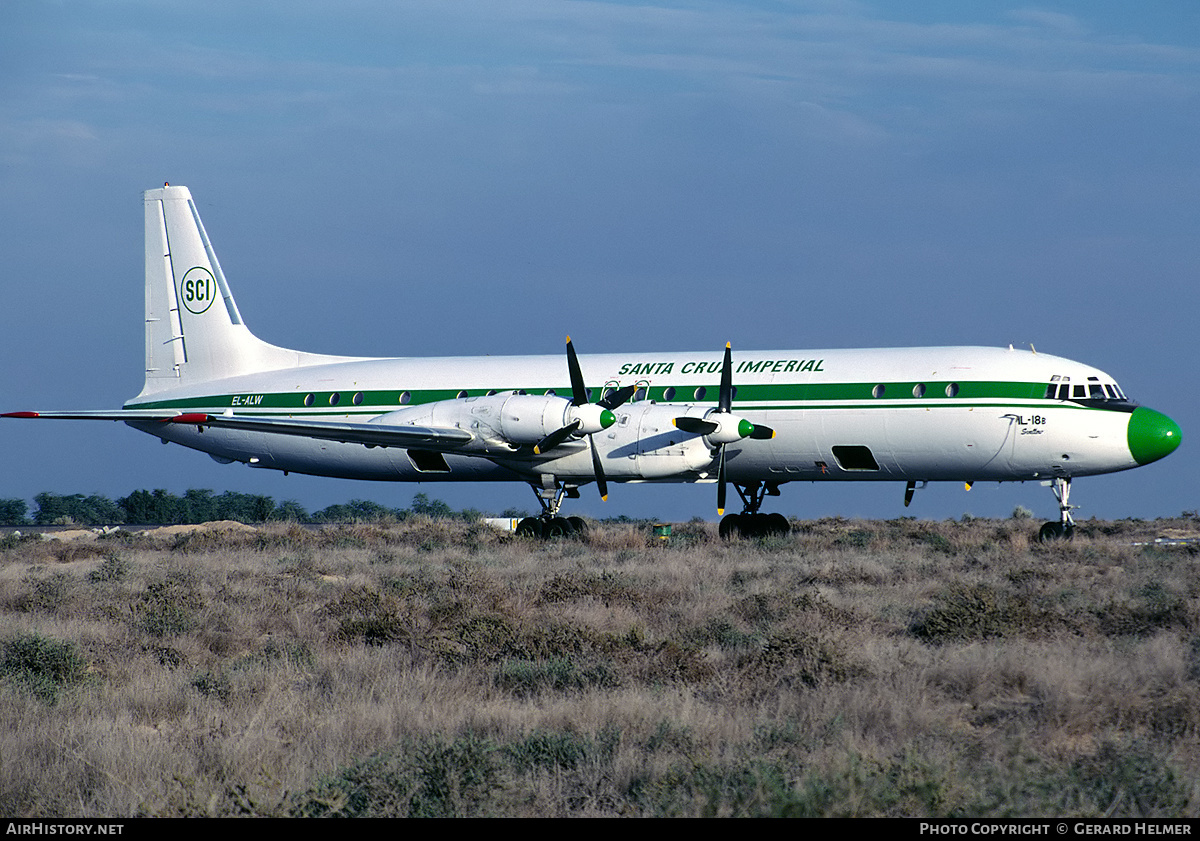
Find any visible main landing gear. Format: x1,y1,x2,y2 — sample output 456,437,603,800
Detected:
1038,476,1076,542
514,477,589,539
718,481,791,539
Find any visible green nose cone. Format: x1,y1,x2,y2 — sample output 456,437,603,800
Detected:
1128,407,1182,465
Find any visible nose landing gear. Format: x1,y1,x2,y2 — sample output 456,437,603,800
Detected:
1038,476,1076,541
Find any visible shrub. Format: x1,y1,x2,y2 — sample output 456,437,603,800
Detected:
19,572,74,613
493,657,618,696
322,587,410,646
909,583,1054,643
1095,581,1189,637
503,730,594,772
0,632,90,704
88,554,130,584
294,734,502,818
132,573,205,637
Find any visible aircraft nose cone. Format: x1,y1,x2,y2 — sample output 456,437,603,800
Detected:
1128,407,1182,465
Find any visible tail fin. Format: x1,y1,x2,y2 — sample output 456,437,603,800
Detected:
138,185,347,397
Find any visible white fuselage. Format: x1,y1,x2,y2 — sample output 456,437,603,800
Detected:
125,345,1143,487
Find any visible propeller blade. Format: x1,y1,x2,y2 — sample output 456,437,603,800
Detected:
673,416,718,435
716,444,727,515
565,336,589,406
590,436,608,500
597,384,636,411
564,337,612,500
747,424,775,440
718,342,733,414
533,419,582,455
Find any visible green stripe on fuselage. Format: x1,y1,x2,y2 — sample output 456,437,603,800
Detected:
124,379,1081,414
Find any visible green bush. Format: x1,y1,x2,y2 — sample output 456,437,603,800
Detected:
1,632,90,704
132,573,204,637
294,734,502,818
909,583,1053,643
493,657,617,695
88,554,130,584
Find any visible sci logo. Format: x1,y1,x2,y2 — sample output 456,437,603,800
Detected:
181,267,216,315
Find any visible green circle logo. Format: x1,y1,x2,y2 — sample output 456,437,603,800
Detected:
181,267,216,315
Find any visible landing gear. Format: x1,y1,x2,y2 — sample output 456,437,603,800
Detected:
719,512,790,539
515,516,587,538
1037,476,1076,542
718,481,790,539
515,476,588,539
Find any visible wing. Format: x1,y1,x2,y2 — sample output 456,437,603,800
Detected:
2,410,476,452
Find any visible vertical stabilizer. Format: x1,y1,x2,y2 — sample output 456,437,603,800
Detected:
137,185,350,398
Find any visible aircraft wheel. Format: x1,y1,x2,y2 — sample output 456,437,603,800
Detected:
1038,522,1073,542
567,516,588,537
719,514,743,540
765,513,791,536
516,517,544,538
741,514,766,538
546,517,573,538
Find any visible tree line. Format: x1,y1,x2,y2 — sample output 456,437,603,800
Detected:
0,490,490,527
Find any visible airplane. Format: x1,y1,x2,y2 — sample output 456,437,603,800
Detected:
2,184,1182,540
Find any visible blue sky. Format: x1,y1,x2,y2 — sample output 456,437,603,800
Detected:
1,1,1196,523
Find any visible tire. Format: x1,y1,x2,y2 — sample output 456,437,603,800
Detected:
567,516,588,537
516,517,544,538
1038,521,1072,542
740,514,765,538
765,513,790,536
719,514,743,540
546,517,573,538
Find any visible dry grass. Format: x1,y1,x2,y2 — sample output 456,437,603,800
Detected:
1,515,1199,817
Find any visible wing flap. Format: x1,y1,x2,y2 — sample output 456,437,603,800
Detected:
173,414,475,450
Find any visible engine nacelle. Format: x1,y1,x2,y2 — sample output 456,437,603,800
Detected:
372,392,610,448
595,401,717,480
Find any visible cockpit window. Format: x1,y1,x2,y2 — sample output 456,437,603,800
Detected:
1047,375,1130,403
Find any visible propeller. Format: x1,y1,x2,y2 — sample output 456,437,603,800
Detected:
533,337,635,500
672,343,775,514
